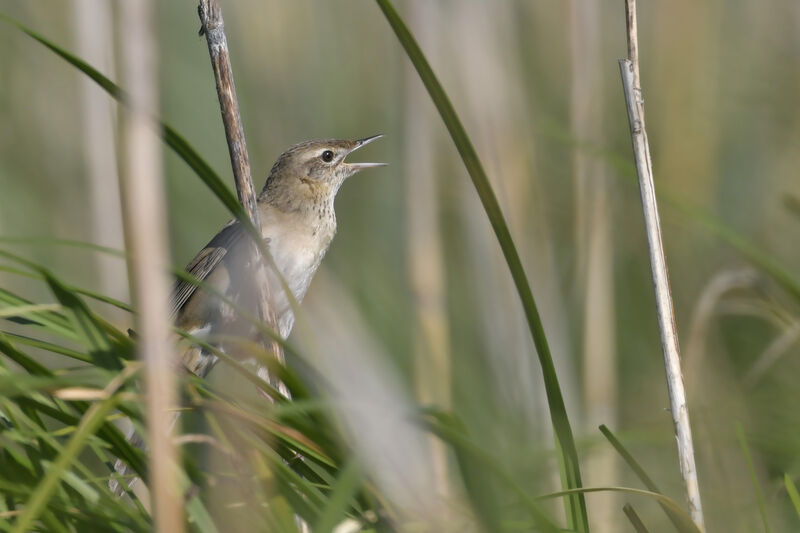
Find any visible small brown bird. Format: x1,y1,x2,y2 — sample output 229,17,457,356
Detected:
173,134,385,378
111,135,384,495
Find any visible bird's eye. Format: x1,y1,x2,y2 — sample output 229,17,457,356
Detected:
321,150,334,162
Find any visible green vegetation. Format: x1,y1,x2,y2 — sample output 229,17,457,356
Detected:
0,1,799,531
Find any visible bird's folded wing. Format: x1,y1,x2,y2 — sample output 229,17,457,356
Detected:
169,220,246,318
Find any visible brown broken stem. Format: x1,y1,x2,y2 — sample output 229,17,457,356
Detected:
197,0,286,389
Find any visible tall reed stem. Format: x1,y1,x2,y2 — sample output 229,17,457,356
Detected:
197,0,286,386
619,1,705,529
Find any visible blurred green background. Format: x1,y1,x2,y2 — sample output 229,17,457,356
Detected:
1,1,799,530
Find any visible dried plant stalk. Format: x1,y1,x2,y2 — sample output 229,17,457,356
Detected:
619,1,705,530
197,0,286,382
117,0,183,530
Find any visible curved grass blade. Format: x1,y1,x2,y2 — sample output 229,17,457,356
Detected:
0,259,132,314
0,304,60,319
548,127,800,306
43,272,122,371
1,12,306,350
0,236,125,258
535,487,700,533
422,411,560,533
0,332,52,376
583,140,800,304
2,398,150,531
0,13,244,222
0,287,75,340
373,1,587,529
599,425,688,531
9,373,129,533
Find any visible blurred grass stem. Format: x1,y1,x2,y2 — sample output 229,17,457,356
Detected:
570,0,618,529
72,0,127,317
403,1,451,499
619,0,705,530
117,0,183,530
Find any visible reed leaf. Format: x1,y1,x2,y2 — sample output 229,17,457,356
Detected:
373,1,587,530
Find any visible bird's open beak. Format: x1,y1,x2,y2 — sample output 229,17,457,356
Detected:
344,134,387,173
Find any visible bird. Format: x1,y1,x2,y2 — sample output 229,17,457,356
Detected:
110,134,385,495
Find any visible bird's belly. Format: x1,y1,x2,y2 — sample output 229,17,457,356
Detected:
265,230,330,332
270,244,318,302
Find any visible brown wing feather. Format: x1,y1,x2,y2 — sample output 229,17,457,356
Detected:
169,220,246,318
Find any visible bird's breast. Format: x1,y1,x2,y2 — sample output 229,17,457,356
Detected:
261,211,336,303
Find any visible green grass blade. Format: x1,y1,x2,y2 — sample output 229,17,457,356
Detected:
1,331,95,364
0,286,76,340
580,140,800,304
423,412,559,533
43,272,121,370
311,461,360,533
736,422,771,533
599,425,659,492
599,425,687,531
623,503,651,533
536,487,700,533
0,13,245,222
0,332,53,376
0,236,125,257
673,200,800,303
9,394,120,533
784,474,800,519
373,1,587,530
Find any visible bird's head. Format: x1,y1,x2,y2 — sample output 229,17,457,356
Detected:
260,135,385,211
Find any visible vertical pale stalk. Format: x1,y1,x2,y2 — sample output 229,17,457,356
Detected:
404,0,451,499
570,1,617,531
197,0,286,394
619,1,705,530
117,1,183,531
73,0,127,316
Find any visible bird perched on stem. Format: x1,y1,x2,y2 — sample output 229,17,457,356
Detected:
174,134,385,378
111,135,385,495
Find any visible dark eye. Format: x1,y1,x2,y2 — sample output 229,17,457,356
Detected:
321,150,334,162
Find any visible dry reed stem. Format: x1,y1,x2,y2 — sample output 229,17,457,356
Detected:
620,0,705,530
197,0,286,383
117,1,183,531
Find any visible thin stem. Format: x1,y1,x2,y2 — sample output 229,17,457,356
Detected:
622,503,651,533
619,1,705,530
197,0,286,386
